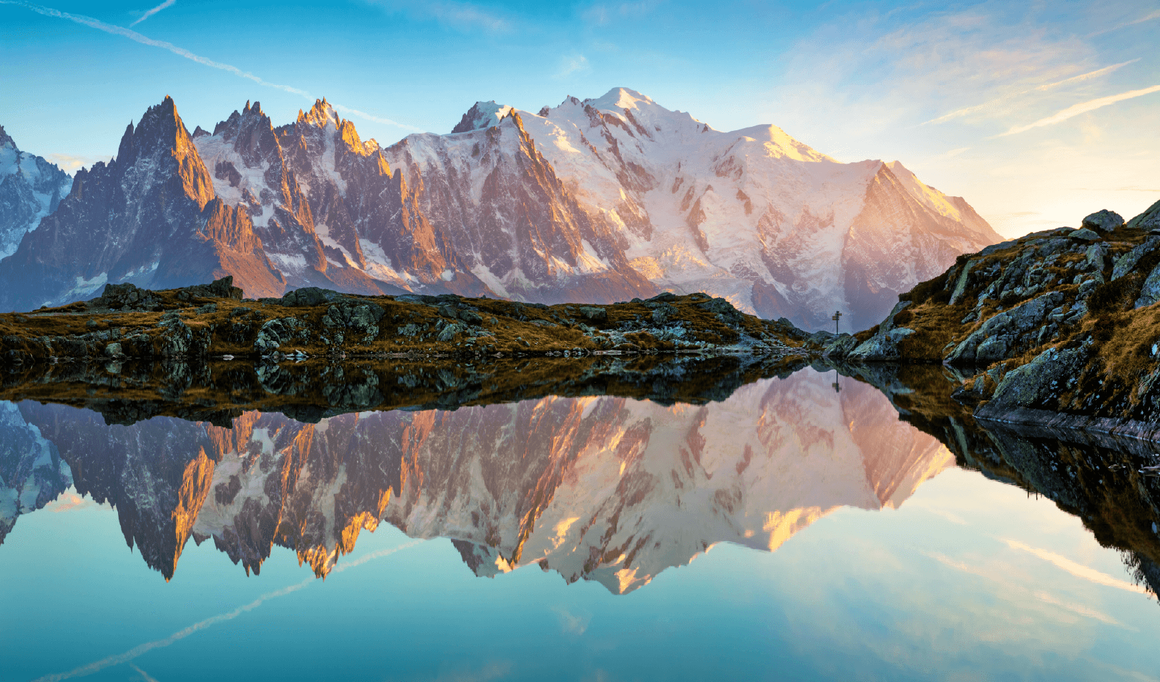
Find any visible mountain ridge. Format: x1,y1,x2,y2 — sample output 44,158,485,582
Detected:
0,89,1001,329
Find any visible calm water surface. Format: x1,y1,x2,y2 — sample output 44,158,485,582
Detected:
1,367,1159,682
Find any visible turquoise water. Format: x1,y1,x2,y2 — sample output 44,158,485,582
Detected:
2,369,1160,681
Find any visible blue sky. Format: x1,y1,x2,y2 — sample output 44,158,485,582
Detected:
1,0,1158,236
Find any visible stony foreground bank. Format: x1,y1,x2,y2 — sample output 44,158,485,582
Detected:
0,278,810,365
828,201,1160,439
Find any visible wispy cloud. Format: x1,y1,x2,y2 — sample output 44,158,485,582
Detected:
999,538,1150,594
366,0,510,33
0,1,421,132
552,605,591,634
1089,9,1160,37
31,540,424,682
582,1,658,26
555,53,589,79
998,84,1160,136
924,550,1132,629
129,0,173,27
925,59,1140,126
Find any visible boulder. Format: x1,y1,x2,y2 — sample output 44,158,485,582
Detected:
987,344,1090,410
1068,228,1100,242
1081,209,1124,233
847,327,915,362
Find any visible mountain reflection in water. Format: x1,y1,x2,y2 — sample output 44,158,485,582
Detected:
0,366,950,591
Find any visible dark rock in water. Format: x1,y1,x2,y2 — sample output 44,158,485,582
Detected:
1082,209,1124,233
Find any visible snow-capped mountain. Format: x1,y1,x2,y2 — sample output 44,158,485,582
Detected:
0,91,1000,328
10,369,951,589
502,89,1000,330
0,126,71,261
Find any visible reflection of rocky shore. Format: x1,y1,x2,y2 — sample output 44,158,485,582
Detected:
850,362,1160,597
0,354,809,427
3,366,949,591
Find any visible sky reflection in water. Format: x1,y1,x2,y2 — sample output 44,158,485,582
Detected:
2,368,1160,682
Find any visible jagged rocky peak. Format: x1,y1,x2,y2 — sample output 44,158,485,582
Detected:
0,124,14,149
298,97,340,129
210,100,281,168
451,101,515,134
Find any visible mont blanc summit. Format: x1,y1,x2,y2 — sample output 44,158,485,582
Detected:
0,90,1000,328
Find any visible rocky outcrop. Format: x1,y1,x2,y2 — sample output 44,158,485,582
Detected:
833,203,1160,441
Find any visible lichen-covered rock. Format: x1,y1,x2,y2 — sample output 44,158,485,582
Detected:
174,276,243,301
280,287,345,307
651,303,677,325
847,327,915,362
90,282,162,311
155,316,210,357
254,317,307,354
1069,228,1100,242
822,334,859,359
947,291,1064,364
987,344,1090,410
578,306,607,322
1112,236,1160,280
1136,263,1160,309
1082,209,1124,233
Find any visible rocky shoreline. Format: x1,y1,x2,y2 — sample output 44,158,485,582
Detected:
823,201,1160,444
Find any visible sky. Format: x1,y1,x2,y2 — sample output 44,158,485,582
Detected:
0,0,1158,237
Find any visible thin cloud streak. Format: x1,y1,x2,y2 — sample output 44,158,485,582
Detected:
923,551,1132,629
925,59,1140,126
0,0,420,132
1000,538,1150,594
31,540,424,682
129,664,160,682
129,0,174,27
1089,9,1160,37
998,84,1160,136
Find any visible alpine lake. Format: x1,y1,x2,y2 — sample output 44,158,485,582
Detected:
3,355,1160,682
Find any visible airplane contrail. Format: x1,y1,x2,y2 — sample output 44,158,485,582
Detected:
129,0,174,27
31,540,425,682
0,0,423,133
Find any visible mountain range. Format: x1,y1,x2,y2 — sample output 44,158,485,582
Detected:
0,89,1001,330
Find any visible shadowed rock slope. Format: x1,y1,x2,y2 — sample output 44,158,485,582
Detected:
826,202,1160,440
